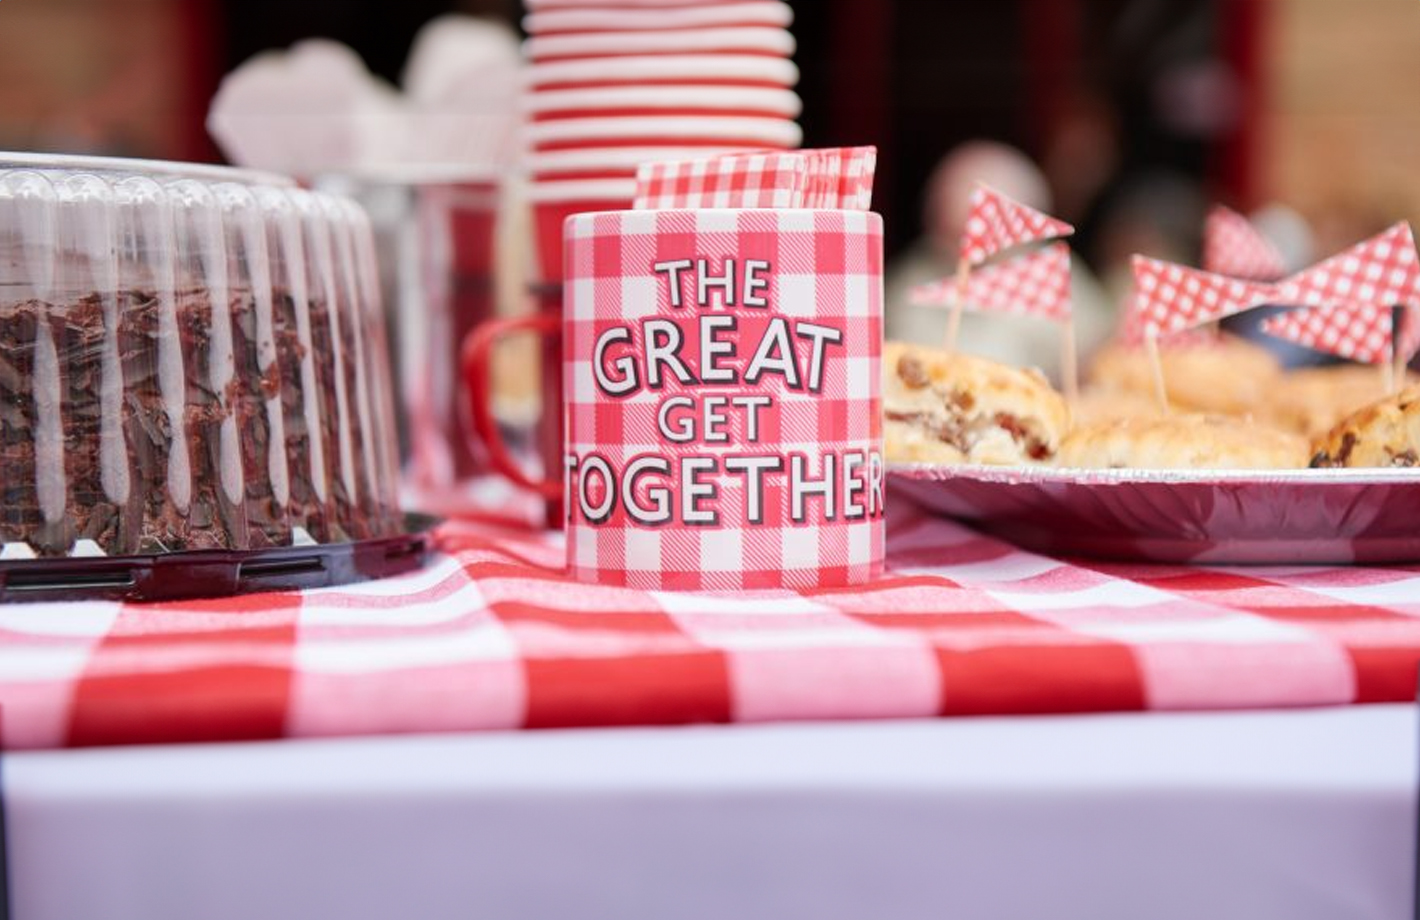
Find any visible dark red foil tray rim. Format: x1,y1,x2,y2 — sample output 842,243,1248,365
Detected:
0,513,438,604
887,463,1420,564
888,462,1420,486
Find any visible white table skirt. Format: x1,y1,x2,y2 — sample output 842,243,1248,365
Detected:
6,705,1416,920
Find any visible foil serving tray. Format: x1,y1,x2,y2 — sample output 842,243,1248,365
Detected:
888,464,1420,564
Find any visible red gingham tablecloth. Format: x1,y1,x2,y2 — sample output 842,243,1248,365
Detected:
3,502,1420,750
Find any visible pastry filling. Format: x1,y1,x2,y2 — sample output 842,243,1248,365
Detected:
888,355,1053,461
1311,432,1357,468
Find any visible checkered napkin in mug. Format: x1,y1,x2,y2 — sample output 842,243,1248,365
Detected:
799,146,876,211
959,184,1075,266
4,502,1420,751
634,152,808,210
562,208,884,590
633,147,876,211
1203,205,1286,281
911,242,1072,323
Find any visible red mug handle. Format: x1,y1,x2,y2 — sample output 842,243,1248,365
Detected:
461,314,562,500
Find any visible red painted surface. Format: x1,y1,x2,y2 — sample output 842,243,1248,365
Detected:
1216,0,1270,207
1022,0,1081,153
177,0,223,163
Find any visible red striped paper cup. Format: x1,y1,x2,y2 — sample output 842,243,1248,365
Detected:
524,1,793,35
529,145,761,183
526,54,799,90
525,27,795,62
526,0,761,8
528,115,802,152
525,85,802,122
533,167,641,184
528,179,638,283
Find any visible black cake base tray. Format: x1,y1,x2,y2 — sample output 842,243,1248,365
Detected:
0,514,438,604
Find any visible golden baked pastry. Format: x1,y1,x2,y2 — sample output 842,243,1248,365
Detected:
1059,415,1310,470
1311,384,1420,468
1087,335,1282,416
883,341,1069,464
1070,387,1171,427
1265,365,1418,441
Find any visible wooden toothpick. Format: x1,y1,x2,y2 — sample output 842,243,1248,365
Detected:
944,258,969,354
1391,312,1407,394
1060,319,1079,410
1144,328,1169,414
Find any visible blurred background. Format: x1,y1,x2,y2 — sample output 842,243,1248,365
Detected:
1,0,1415,271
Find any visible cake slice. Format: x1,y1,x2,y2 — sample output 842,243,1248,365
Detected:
883,341,1069,465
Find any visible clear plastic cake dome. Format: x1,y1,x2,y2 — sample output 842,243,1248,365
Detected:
0,153,403,558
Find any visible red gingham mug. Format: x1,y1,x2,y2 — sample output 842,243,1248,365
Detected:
469,207,885,589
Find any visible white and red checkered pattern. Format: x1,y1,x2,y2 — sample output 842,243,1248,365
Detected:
1258,222,1420,363
1126,256,1273,340
4,503,1420,751
634,151,808,210
911,242,1072,323
1203,205,1287,281
1260,303,1402,365
632,147,877,211
562,208,885,590
1277,222,1420,311
959,184,1075,266
800,146,877,211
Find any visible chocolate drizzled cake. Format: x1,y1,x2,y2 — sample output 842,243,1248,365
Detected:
0,155,402,558
0,285,400,556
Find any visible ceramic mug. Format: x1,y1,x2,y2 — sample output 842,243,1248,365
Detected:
468,206,885,589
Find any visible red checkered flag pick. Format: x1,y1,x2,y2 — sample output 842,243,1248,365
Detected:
1203,205,1286,281
1403,306,1420,360
1260,222,1420,366
913,242,1072,323
1126,255,1274,341
959,184,1075,266
1275,222,1420,313
1117,287,1221,348
1260,303,1401,365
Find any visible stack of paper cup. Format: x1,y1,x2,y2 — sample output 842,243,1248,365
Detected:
522,0,801,281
